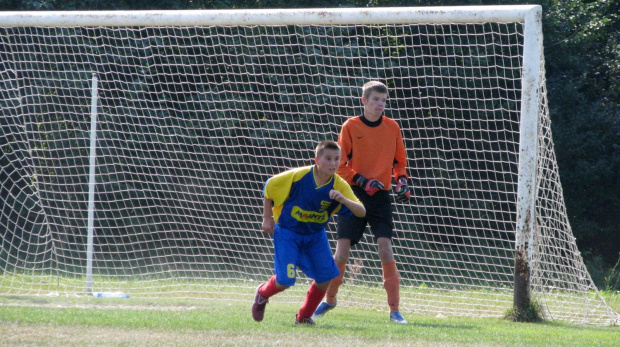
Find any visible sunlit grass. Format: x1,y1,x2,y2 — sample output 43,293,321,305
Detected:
0,296,618,347
1,274,617,326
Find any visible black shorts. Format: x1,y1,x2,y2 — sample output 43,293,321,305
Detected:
336,186,394,246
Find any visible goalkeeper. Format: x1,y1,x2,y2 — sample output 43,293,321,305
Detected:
252,140,366,325
313,81,411,324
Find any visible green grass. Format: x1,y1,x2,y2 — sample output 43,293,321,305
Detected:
601,290,620,312
0,295,618,347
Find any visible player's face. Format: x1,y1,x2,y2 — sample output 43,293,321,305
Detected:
362,91,388,120
315,148,341,176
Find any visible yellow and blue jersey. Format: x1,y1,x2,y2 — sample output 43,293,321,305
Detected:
263,165,360,235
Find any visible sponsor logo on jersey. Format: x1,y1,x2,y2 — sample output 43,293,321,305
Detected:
320,200,331,211
291,206,329,224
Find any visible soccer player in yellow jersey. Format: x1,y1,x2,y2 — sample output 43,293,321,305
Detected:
252,140,366,325
313,81,411,324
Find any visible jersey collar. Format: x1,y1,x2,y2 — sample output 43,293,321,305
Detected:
312,165,333,189
359,114,383,127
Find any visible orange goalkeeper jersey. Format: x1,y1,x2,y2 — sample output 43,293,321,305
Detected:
337,115,408,190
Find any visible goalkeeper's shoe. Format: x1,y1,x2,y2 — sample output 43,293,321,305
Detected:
295,314,316,325
389,311,408,325
311,298,337,319
252,285,269,322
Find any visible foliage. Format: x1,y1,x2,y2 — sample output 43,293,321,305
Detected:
541,0,619,275
604,255,620,291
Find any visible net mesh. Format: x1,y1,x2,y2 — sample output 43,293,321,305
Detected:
0,19,617,325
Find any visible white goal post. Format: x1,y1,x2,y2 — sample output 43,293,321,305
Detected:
0,6,617,325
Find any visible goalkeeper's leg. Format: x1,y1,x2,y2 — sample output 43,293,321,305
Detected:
325,239,352,305
377,237,400,313
382,259,401,313
312,239,351,319
378,237,407,324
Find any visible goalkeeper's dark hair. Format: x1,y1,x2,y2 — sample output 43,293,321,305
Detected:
362,80,389,99
315,140,340,157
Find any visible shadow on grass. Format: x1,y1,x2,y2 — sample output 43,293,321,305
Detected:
312,310,477,332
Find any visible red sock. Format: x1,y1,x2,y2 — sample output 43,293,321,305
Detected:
297,282,327,319
259,275,284,299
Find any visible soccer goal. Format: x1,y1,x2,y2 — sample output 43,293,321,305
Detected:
0,6,617,325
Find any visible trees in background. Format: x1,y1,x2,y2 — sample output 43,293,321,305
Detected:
540,0,619,286
1,0,618,288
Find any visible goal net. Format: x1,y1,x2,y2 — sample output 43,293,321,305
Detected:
0,7,617,325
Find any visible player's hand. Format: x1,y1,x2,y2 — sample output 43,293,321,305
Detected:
394,176,411,203
329,189,344,203
355,175,384,196
262,218,275,234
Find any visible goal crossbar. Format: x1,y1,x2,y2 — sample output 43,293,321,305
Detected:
0,6,540,27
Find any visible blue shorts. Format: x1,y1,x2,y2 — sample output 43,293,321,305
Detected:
272,224,340,287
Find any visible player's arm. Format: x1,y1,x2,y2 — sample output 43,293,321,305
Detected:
393,125,411,202
262,198,275,234
329,189,366,218
392,123,408,180
336,123,357,184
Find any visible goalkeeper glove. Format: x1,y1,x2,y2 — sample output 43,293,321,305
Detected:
394,176,411,203
354,174,384,196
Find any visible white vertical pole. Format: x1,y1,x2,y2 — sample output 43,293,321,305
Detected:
85,73,99,293
513,6,543,313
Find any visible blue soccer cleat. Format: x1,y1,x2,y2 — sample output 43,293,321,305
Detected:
389,311,408,324
311,298,337,319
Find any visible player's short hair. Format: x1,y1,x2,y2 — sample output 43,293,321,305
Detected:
362,81,389,99
315,140,340,158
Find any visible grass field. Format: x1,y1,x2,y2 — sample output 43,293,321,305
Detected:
1,293,618,347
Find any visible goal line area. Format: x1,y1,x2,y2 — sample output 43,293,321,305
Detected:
0,7,617,325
